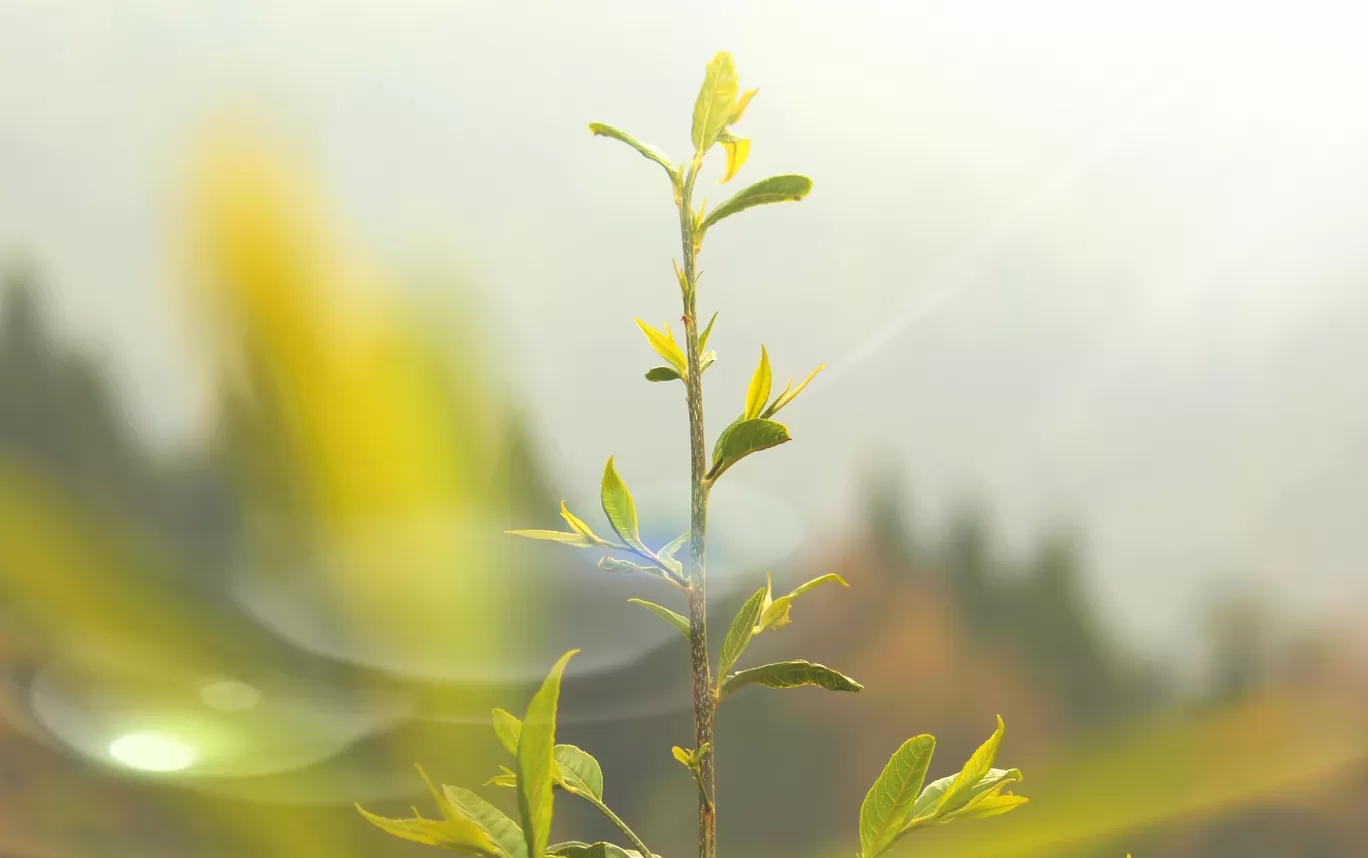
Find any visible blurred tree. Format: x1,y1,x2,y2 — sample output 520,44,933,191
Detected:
0,267,150,512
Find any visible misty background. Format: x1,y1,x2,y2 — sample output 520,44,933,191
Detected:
5,1,1368,656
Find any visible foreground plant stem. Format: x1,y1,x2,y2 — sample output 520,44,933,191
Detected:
677,159,716,858
585,793,654,858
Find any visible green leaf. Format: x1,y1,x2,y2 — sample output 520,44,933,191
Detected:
756,573,848,632
554,744,604,801
645,366,681,382
600,457,647,553
559,502,599,540
700,350,717,373
718,586,768,680
708,418,791,481
858,735,937,858
587,123,675,179
948,792,1028,820
929,716,1006,817
671,746,692,767
516,650,577,858
505,529,593,547
634,319,688,377
598,556,675,584
721,659,864,698
482,748,619,806
692,52,755,155
444,786,527,858
628,598,690,639
492,708,522,756
761,364,825,418
548,842,643,858
485,765,517,788
697,312,718,352
700,175,812,232
356,805,505,856
658,531,690,576
910,767,1023,823
744,346,772,420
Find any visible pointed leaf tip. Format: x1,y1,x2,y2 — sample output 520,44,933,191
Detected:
756,573,849,632
722,659,863,698
718,586,768,679
628,598,690,639
600,457,646,552
859,735,936,858
635,318,688,377
744,346,772,419
708,417,791,482
692,52,740,154
587,123,675,179
517,650,577,858
701,175,813,232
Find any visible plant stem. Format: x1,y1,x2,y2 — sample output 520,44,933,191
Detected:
586,794,655,858
676,160,716,858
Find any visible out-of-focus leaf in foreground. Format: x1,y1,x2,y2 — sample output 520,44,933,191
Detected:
833,691,1368,858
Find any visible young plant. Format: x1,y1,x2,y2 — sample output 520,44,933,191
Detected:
358,52,1027,858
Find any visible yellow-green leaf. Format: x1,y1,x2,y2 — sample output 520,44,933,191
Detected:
600,457,646,553
698,311,718,352
492,708,522,756
505,529,593,547
673,259,688,295
744,346,772,420
718,133,750,183
692,52,739,154
548,842,642,858
756,573,848,632
517,650,577,858
554,744,604,801
587,123,675,180
444,785,527,858
658,531,690,576
911,767,1022,822
634,319,688,377
708,418,791,482
950,792,1028,820
598,556,676,585
718,586,767,680
559,502,598,540
672,746,692,767
762,364,824,418
721,659,864,698
730,88,757,126
628,598,690,639
481,747,619,808
700,175,812,232
485,765,517,788
859,735,937,858
356,805,505,856
932,716,1006,817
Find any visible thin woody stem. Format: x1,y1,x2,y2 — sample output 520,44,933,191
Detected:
676,158,716,858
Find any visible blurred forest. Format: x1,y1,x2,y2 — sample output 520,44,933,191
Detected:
0,261,1365,858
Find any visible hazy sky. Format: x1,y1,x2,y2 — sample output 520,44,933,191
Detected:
3,0,1367,656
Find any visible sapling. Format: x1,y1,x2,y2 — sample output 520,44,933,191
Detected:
358,52,1027,858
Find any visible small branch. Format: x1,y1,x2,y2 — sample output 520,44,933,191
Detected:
585,794,656,858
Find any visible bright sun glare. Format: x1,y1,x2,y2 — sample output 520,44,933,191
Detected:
108,731,197,772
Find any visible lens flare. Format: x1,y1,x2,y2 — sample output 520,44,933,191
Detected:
108,731,197,772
